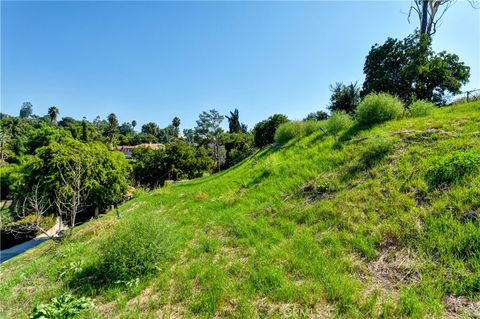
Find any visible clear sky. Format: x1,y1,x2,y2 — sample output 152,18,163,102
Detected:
1,1,479,131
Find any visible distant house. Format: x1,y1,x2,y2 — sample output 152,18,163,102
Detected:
115,143,165,159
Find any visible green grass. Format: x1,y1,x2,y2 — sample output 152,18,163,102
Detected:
1,101,480,318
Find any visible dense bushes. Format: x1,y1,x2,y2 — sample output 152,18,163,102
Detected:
222,132,254,167
14,138,130,218
253,114,289,147
408,100,436,117
133,141,214,187
325,111,354,134
427,150,480,187
99,214,176,281
356,93,405,125
274,122,304,144
274,121,324,144
0,164,20,200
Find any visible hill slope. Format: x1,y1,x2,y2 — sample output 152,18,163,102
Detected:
1,102,480,318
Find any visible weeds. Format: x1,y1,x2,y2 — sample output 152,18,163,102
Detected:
29,294,94,319
79,213,177,286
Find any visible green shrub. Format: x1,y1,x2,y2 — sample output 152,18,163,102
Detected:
274,122,303,144
99,213,176,281
427,150,480,187
253,114,289,147
30,294,94,319
356,93,405,125
0,164,20,200
325,111,354,134
303,120,325,136
274,121,324,144
360,137,395,168
408,100,436,117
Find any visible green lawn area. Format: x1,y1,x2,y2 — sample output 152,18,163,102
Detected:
1,101,479,318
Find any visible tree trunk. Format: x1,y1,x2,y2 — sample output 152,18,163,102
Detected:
420,0,429,34
94,207,99,218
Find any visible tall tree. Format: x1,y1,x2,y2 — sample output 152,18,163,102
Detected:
304,111,329,121
327,82,361,115
194,109,224,171
225,109,247,133
19,102,33,118
409,0,479,36
253,114,289,148
172,117,181,129
183,128,195,144
119,122,135,136
48,106,59,124
362,33,470,104
131,120,137,130
224,109,248,166
141,122,160,138
105,113,120,145
158,125,177,143
81,118,88,142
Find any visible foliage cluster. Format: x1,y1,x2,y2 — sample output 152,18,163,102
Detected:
132,141,214,187
325,111,354,134
253,114,289,147
356,92,405,125
362,33,470,104
408,100,437,117
274,121,324,144
29,294,94,319
327,82,361,114
98,213,177,282
14,138,130,218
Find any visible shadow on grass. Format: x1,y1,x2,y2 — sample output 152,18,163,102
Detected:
339,123,375,142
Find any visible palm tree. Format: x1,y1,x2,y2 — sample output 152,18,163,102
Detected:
48,106,59,124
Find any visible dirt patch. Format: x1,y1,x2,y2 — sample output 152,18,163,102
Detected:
443,295,480,318
96,300,118,317
367,247,420,291
126,287,161,311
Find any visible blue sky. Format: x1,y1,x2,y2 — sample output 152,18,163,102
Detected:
2,1,479,131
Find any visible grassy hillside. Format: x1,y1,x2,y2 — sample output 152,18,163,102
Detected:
1,102,480,318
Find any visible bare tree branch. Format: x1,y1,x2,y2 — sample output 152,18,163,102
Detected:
409,0,477,35
55,157,89,228
7,183,58,240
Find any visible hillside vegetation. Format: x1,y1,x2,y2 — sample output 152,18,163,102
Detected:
1,101,480,318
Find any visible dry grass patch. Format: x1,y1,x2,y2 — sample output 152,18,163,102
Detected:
193,191,209,201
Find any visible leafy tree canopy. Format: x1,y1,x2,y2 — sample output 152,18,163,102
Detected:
362,33,470,105
253,114,289,148
304,110,329,121
327,82,361,115
19,102,33,119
